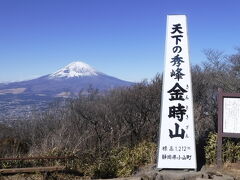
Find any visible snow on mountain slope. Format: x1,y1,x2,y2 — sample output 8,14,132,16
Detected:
49,61,98,79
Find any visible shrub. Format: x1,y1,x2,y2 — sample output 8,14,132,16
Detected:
115,141,156,177
204,132,217,164
205,132,240,164
82,141,157,178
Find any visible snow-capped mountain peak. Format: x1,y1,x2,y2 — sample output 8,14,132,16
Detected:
49,61,98,79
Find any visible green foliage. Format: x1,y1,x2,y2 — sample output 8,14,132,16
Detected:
205,132,240,164
81,141,157,178
204,132,217,164
223,140,240,163
114,141,156,177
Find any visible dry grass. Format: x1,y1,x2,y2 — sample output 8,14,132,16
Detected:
204,163,240,180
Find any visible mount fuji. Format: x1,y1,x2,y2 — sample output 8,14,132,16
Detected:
0,61,133,117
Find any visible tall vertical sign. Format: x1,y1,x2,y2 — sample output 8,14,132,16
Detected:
157,15,196,169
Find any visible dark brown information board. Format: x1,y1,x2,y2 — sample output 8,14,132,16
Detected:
217,88,240,167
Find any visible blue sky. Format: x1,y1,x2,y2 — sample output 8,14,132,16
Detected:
0,0,240,82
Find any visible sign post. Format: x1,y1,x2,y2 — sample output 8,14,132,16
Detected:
157,15,197,170
217,89,240,167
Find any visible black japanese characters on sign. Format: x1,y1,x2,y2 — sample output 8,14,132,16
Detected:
171,24,183,34
171,68,185,81
170,23,185,81
167,23,189,140
168,83,187,101
169,123,185,139
161,145,192,160
171,54,184,67
168,103,186,122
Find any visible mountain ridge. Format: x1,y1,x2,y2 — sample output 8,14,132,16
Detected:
0,61,134,117
0,61,133,95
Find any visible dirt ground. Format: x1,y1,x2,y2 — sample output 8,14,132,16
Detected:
204,163,240,179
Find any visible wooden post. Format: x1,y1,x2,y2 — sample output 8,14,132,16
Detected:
217,88,223,168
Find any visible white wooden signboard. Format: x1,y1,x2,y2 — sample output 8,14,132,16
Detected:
223,98,240,133
157,15,197,169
